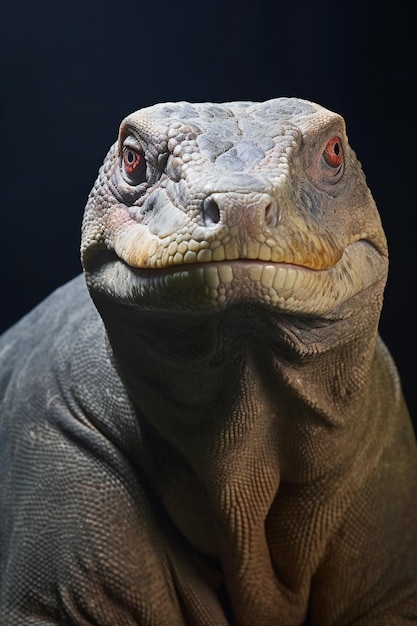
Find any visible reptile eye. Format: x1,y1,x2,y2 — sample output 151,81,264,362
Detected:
323,136,343,168
123,147,143,174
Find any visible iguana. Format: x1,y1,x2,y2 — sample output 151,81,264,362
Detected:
0,98,416,625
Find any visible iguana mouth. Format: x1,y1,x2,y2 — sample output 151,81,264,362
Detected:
107,221,346,272
86,239,386,316
132,259,316,305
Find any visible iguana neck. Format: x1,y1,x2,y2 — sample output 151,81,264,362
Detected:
92,288,381,481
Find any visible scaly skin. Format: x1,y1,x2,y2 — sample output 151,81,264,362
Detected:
0,98,416,625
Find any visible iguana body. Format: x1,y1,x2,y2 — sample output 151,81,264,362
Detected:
1,98,416,625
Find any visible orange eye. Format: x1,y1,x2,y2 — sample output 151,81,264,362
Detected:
123,147,143,174
323,136,343,168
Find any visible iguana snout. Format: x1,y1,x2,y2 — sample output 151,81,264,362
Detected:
202,190,278,229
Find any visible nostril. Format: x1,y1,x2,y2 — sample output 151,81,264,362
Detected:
202,198,221,226
264,200,278,227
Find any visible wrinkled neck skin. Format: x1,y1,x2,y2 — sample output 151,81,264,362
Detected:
93,276,381,506
88,273,383,546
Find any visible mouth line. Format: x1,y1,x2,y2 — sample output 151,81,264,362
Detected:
127,258,332,301
130,258,329,275
124,237,383,276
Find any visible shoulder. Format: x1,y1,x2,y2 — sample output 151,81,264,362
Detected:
0,275,108,419
0,273,141,470
1,274,95,344
0,274,100,360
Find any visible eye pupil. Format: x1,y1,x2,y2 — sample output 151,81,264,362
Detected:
123,146,143,175
323,136,343,168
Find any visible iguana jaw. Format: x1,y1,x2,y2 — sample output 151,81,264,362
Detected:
84,238,387,316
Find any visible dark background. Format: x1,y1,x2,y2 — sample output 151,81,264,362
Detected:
1,0,416,427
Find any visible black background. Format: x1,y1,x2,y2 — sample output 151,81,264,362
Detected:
1,0,415,428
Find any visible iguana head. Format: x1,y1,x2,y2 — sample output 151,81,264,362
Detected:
81,97,388,317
